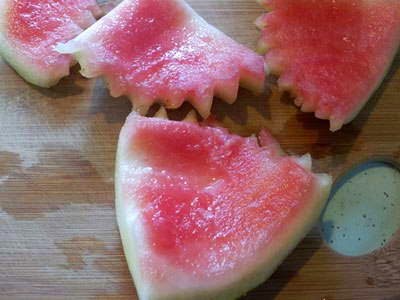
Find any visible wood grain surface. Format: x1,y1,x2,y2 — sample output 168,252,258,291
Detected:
0,0,399,299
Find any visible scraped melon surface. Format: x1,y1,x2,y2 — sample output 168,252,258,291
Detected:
256,0,400,131
0,0,101,87
115,112,332,300
57,0,265,116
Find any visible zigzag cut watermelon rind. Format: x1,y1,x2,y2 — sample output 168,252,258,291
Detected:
256,0,400,131
0,0,102,87
57,0,265,117
115,111,332,300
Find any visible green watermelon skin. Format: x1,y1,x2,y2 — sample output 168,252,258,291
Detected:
256,0,400,131
115,112,332,300
0,0,102,87
57,0,265,117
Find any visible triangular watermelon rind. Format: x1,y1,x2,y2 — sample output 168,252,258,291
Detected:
256,0,400,131
115,113,332,300
0,0,101,87
57,0,265,117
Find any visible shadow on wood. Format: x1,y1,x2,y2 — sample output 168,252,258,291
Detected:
212,86,272,126
31,66,85,99
89,79,132,124
241,236,323,300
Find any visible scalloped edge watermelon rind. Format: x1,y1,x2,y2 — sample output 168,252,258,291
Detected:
255,0,400,131
57,0,265,117
115,113,332,300
0,0,101,88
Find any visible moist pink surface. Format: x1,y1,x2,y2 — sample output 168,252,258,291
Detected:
123,116,317,281
7,0,99,68
258,0,400,128
72,0,265,114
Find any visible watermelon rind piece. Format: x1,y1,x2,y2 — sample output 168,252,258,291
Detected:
115,111,332,300
0,0,102,87
57,0,265,117
256,0,400,131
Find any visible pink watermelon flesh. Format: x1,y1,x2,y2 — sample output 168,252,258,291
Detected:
256,0,400,131
0,0,102,87
115,112,332,300
57,0,265,117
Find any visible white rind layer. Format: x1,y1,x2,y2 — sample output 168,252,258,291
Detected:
115,113,332,300
0,0,64,87
255,0,400,132
0,0,101,88
56,0,265,117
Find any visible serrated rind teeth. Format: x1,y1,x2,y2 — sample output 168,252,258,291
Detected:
295,154,312,171
264,51,283,75
160,91,185,110
316,173,333,190
132,104,150,116
329,117,343,132
190,92,214,119
239,72,264,95
257,129,284,156
73,48,101,78
215,80,239,104
108,80,125,98
315,109,330,120
300,100,315,113
314,109,344,131
255,14,268,29
154,106,168,119
129,95,153,116
183,110,198,123
130,94,152,115
294,95,316,113
163,98,185,110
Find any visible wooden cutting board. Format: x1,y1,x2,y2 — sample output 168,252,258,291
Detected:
0,1,399,299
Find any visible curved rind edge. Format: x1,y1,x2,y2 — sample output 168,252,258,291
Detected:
0,0,70,87
115,114,333,300
56,0,265,118
256,1,400,131
0,0,100,88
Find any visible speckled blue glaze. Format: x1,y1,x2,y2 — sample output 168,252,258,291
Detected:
320,160,400,256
